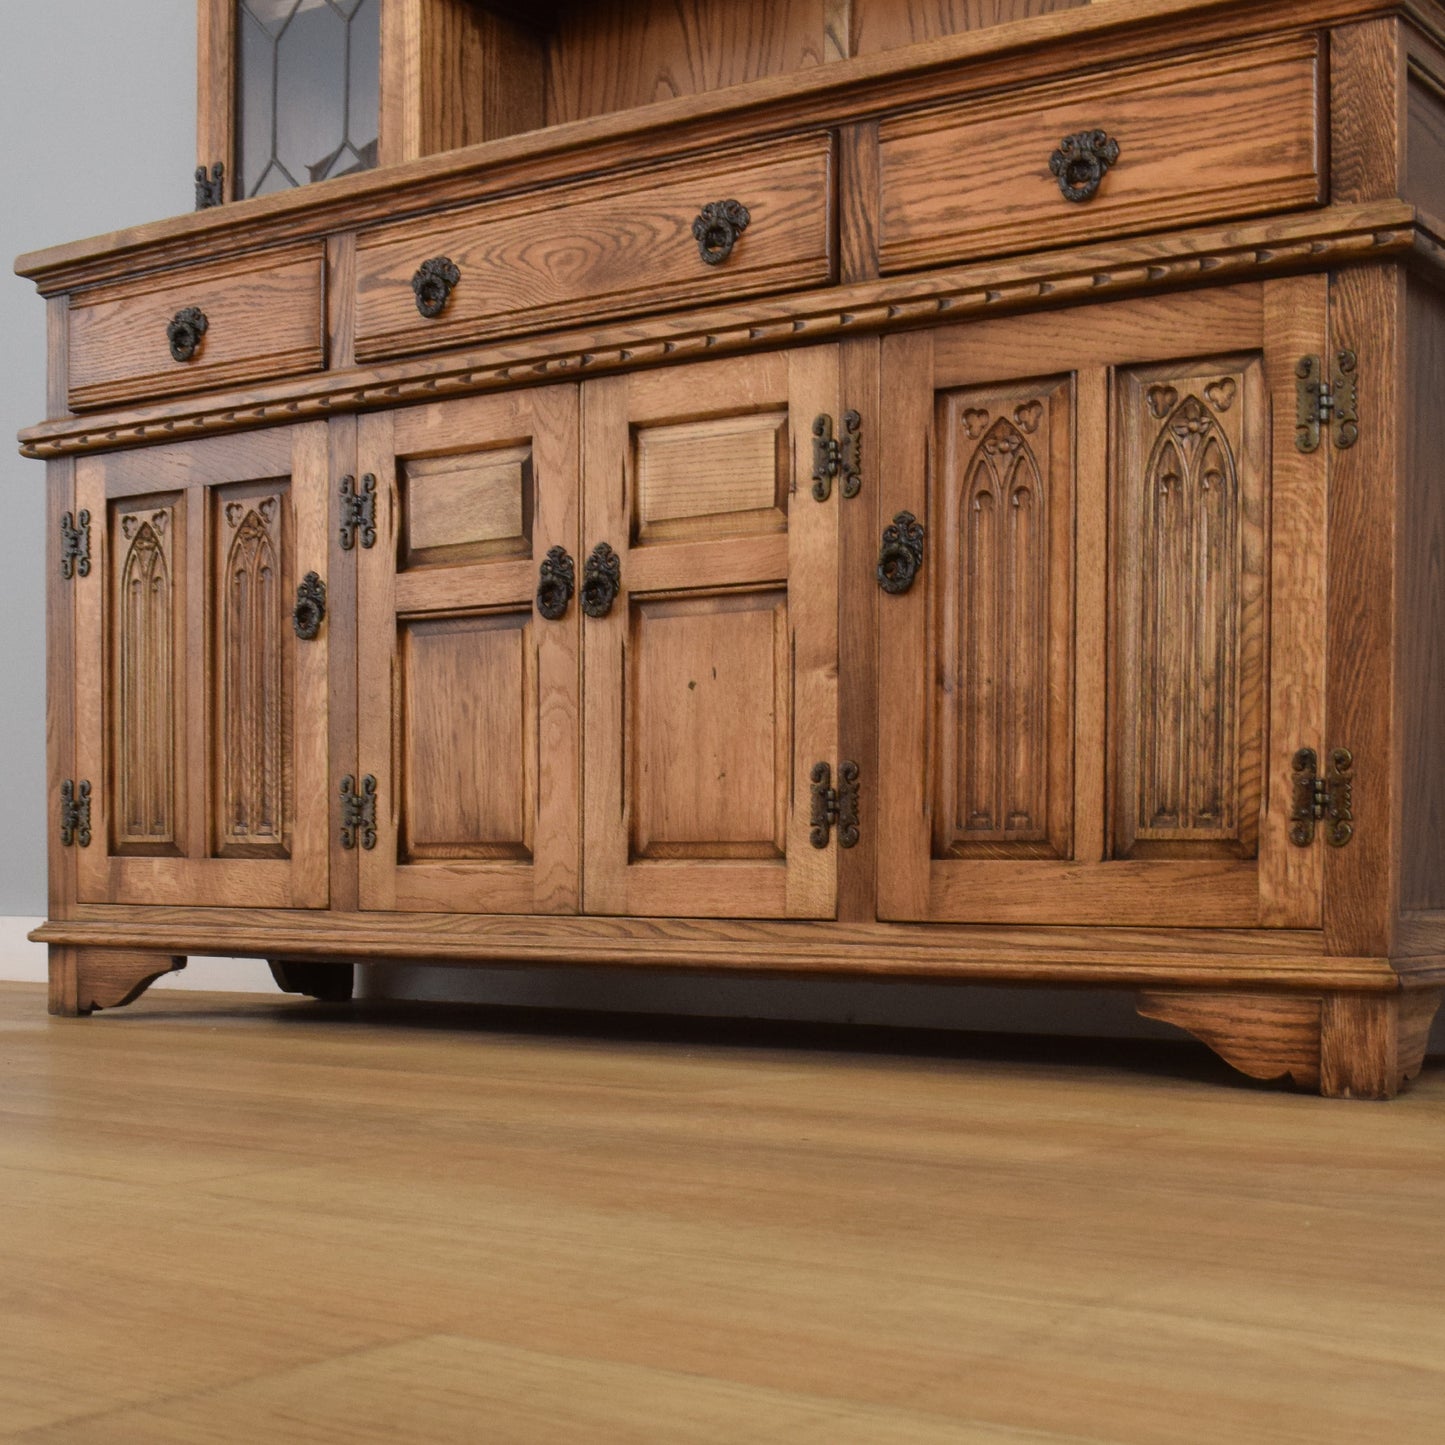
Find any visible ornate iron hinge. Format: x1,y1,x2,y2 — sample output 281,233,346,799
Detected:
810,762,860,849
59,510,91,580
339,774,378,851
812,411,861,501
194,162,225,210
339,474,377,551
1295,351,1359,453
60,779,92,848
1289,747,1354,848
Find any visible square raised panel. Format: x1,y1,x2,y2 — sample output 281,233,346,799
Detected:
401,447,534,568
634,412,788,544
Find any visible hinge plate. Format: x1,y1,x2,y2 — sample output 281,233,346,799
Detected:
340,774,378,851
811,411,861,501
60,779,92,848
1295,351,1359,453
810,761,860,849
339,473,377,551
1289,747,1354,848
60,510,91,580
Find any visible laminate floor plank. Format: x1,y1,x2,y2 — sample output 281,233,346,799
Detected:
1,984,1442,1442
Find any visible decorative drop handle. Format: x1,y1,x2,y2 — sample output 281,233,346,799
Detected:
877,512,925,595
412,257,460,318
167,306,208,362
292,572,326,640
693,200,751,266
580,542,622,618
1049,130,1120,203
536,546,576,621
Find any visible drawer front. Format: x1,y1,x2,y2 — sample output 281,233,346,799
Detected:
354,134,836,362
67,247,325,411
878,36,1323,274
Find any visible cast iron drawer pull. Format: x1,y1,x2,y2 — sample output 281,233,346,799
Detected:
536,546,576,621
1049,130,1120,203
292,572,326,640
877,512,925,595
693,200,751,265
581,543,622,618
412,257,460,318
167,306,208,362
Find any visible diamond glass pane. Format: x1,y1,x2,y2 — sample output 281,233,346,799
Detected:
235,0,379,200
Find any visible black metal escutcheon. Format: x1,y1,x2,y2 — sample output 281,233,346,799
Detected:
877,512,925,595
580,542,622,619
693,200,751,265
1049,130,1120,203
536,546,576,621
292,572,326,640
412,257,460,318
167,306,209,362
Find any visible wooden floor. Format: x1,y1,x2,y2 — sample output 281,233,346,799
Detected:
2,983,1444,1443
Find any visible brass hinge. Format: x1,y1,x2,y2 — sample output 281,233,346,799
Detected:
339,774,378,851
60,510,91,580
1295,351,1359,453
811,411,861,501
1289,747,1354,848
810,762,860,849
339,474,377,551
60,779,92,848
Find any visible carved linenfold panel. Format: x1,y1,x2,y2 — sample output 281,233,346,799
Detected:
113,500,181,854
214,485,292,859
935,381,1073,859
1116,359,1265,860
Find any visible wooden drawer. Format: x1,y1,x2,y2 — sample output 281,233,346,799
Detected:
67,246,325,411
354,134,835,362
877,35,1324,274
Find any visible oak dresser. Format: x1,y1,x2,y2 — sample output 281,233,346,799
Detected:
17,0,1445,1096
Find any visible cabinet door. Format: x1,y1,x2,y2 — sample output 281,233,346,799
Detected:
73,425,331,907
878,281,1327,927
357,388,581,913
583,350,840,918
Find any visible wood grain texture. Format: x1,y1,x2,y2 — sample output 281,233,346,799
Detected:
877,34,1324,272
195,0,236,197
853,0,1089,54
46,946,186,1017
1399,275,1445,920
18,205,1417,460
1405,54,1445,210
353,134,836,360
3,980,1443,1439
1136,988,1323,1088
46,456,78,921
1325,265,1403,957
838,120,882,285
67,248,326,411
546,0,830,125
1319,989,1443,1097
1330,18,1406,203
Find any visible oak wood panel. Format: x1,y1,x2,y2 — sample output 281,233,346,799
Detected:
1319,989,1443,1096
353,134,836,360
45,946,186,1017
546,0,830,125
1259,276,1329,929
67,248,326,411
402,447,532,563
582,350,839,919
1325,265,1403,957
356,386,582,914
325,233,357,374
47,455,78,921
196,0,236,199
1331,18,1406,203
852,0,1090,54
837,120,881,285
70,428,331,910
1406,52,1445,215
18,0,1438,300
1137,989,1324,1088
19,204,1417,460
877,35,1324,272
326,415,362,916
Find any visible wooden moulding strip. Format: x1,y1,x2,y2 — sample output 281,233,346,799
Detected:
16,204,1419,460
28,917,1402,991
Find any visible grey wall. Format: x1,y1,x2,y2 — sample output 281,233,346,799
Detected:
0,0,197,915
1,6,1438,1056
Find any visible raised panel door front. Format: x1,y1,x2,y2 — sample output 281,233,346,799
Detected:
356,386,581,914
72,426,330,907
877,282,1327,927
583,350,840,918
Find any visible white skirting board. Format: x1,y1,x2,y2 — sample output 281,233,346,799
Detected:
3,916,1442,1051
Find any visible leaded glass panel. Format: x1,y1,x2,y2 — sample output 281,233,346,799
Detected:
235,0,380,199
